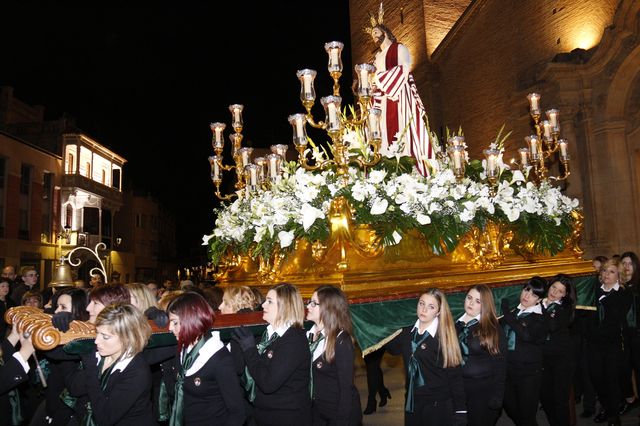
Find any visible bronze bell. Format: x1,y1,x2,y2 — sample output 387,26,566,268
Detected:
49,259,74,288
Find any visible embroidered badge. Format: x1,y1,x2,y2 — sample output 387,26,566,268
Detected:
267,350,274,359
316,361,323,369
420,343,427,350
194,377,201,386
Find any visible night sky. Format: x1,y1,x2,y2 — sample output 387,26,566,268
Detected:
0,3,353,261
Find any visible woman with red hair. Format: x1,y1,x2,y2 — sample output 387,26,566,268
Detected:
166,292,245,425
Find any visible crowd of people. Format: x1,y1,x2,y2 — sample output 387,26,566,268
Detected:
0,253,638,426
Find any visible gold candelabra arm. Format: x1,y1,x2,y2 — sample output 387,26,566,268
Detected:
295,145,334,171
330,71,341,96
214,181,238,201
548,160,571,182
305,111,326,129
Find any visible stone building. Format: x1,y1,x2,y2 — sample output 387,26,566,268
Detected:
350,0,639,257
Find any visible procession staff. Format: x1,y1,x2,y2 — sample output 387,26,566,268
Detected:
456,284,506,426
66,303,155,426
388,288,467,426
232,283,311,426
500,277,548,426
540,274,576,426
166,292,245,426
306,285,361,426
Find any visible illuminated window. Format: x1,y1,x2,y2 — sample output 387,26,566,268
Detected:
67,153,74,174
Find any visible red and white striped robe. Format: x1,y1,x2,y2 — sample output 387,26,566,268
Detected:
373,42,432,176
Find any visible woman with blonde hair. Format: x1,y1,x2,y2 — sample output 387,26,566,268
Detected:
306,285,361,425
389,288,466,426
232,283,311,426
126,282,168,328
66,302,154,425
219,285,256,314
456,284,506,426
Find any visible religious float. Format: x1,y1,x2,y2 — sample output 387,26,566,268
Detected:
5,33,595,356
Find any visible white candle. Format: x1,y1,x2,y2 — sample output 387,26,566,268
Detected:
330,49,339,69
303,74,312,94
250,167,257,186
360,68,370,90
547,109,559,130
328,103,338,127
519,149,529,166
269,156,278,178
215,128,223,145
528,93,540,112
241,150,249,166
542,120,552,140
233,108,241,124
213,159,220,179
559,139,568,160
530,137,539,157
487,155,496,172
295,117,304,137
453,151,462,168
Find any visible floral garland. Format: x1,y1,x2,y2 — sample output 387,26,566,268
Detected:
203,144,580,265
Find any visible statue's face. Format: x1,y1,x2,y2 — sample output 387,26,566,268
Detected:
371,27,385,46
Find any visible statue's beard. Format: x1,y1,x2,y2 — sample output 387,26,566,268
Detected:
374,32,385,46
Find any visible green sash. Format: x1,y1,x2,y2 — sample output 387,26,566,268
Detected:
405,328,430,413
503,311,531,351
308,331,325,398
456,318,479,364
168,336,209,426
82,356,118,426
242,330,279,403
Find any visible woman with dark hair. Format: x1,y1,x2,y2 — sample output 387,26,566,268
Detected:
306,285,361,426
66,303,154,425
232,283,311,426
0,280,16,338
86,284,131,324
455,284,506,426
500,276,548,426
619,251,640,415
29,288,90,426
540,274,576,426
166,291,244,425
588,258,631,425
388,288,467,426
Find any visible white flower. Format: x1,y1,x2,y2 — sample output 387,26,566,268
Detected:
278,230,295,248
511,170,525,184
417,213,431,225
300,203,325,231
368,170,387,184
370,198,389,215
392,231,403,244
201,234,214,246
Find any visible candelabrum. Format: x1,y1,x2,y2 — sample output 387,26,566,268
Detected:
520,93,570,182
289,41,383,186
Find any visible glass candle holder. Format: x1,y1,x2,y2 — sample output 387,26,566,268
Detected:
288,113,308,147
546,109,560,133
525,135,541,161
518,147,530,168
271,144,288,159
483,148,500,179
229,133,242,156
297,69,317,105
320,96,342,133
447,145,466,178
266,153,282,182
229,104,244,132
210,122,226,150
237,147,253,168
558,139,570,161
324,41,344,73
527,93,541,116
367,107,382,141
355,63,376,98
209,155,221,183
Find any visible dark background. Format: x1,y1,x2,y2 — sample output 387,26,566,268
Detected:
0,3,353,262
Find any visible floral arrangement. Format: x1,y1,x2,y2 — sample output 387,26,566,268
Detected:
203,130,581,266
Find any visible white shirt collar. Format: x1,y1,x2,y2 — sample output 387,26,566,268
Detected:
516,303,542,315
601,282,620,292
308,324,327,361
268,323,290,339
186,331,224,376
93,351,134,373
457,313,481,324
542,298,562,309
412,317,439,337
